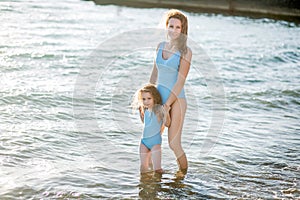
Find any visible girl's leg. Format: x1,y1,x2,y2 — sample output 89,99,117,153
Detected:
151,144,163,173
148,127,165,170
168,99,188,171
148,154,153,170
140,143,151,173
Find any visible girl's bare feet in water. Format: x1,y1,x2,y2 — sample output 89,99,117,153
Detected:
154,168,163,174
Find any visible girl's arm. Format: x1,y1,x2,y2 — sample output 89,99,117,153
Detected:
164,48,192,108
139,106,144,123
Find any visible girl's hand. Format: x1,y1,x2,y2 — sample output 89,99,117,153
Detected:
139,106,145,122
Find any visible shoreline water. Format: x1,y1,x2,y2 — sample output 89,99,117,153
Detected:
92,0,300,22
1,0,300,198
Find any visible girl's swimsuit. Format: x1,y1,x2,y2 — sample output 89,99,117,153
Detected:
156,42,186,104
141,109,162,150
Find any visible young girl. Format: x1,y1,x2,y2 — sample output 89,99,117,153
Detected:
133,84,170,174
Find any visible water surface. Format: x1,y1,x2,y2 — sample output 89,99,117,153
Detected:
0,0,299,199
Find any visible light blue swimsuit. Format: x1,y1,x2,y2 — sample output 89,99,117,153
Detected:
156,42,185,104
141,109,162,150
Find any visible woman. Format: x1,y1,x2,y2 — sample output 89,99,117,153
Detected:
149,9,192,173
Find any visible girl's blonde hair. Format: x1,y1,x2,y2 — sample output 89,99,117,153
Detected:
165,9,188,55
132,84,162,115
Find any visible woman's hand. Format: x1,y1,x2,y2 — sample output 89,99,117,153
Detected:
163,104,171,112
162,104,171,127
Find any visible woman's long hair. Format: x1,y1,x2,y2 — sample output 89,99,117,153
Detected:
165,9,188,55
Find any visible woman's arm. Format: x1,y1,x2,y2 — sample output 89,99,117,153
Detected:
149,43,161,84
162,105,171,127
149,62,158,84
165,47,192,107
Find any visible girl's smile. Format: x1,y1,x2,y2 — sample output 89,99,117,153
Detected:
141,92,154,109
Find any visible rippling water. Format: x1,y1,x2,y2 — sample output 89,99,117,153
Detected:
1,0,299,199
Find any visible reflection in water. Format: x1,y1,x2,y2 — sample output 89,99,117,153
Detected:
138,170,195,199
139,172,163,199
1,0,299,198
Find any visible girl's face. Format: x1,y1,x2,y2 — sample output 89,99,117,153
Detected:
141,92,154,109
167,18,182,40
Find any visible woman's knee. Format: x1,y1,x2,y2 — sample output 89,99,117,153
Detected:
169,141,176,152
168,141,184,155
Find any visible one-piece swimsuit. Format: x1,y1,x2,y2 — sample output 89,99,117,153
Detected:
141,109,162,150
156,42,186,104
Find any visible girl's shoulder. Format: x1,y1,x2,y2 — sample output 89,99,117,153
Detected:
159,108,164,121
153,105,163,118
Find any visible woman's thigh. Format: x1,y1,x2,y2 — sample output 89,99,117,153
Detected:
168,98,187,146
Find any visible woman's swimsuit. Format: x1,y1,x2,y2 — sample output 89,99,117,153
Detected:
141,109,162,150
156,42,186,104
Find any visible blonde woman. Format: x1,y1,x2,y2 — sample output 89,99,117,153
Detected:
150,9,192,173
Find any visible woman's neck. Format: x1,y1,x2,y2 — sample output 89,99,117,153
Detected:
167,40,179,52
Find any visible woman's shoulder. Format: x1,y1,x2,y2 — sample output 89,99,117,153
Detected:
156,41,166,50
186,46,192,55
183,46,192,59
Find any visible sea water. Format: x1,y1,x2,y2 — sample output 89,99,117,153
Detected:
0,0,299,198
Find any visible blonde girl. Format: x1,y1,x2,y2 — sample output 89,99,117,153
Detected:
133,84,170,174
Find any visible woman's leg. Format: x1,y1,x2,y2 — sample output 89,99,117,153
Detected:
140,143,151,173
168,98,188,171
151,144,163,173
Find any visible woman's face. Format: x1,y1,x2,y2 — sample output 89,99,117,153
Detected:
167,17,182,40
